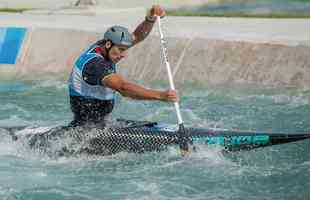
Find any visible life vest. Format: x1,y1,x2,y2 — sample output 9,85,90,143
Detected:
68,44,116,100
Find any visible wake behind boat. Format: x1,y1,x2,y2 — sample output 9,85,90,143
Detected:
2,119,310,157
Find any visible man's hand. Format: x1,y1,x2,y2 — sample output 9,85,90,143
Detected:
160,90,179,102
146,5,166,22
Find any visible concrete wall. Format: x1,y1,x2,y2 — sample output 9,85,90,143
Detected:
0,28,97,80
124,37,310,87
0,27,26,64
0,14,309,88
0,27,309,88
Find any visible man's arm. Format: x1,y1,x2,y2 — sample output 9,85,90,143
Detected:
102,74,178,102
132,19,155,45
132,5,165,46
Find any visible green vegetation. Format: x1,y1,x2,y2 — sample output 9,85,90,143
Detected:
167,10,310,18
0,8,30,13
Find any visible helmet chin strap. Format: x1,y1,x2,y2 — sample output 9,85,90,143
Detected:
104,43,114,61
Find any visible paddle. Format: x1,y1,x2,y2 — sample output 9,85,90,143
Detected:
156,16,190,156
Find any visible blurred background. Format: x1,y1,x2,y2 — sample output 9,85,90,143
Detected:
169,0,310,18
0,0,310,17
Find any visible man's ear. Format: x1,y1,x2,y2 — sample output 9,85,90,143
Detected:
105,41,112,49
131,34,136,41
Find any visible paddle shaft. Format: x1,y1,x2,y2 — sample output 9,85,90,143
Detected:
157,16,183,125
157,16,189,152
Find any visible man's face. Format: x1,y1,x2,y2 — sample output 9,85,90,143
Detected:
108,45,129,64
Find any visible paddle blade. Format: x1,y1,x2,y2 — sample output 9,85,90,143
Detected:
178,123,190,156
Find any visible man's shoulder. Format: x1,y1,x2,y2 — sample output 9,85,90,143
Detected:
84,56,114,73
82,55,116,85
84,56,114,74
88,55,113,68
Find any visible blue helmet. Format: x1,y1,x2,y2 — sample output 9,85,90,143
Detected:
104,26,133,47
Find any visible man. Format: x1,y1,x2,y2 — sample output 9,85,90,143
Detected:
68,5,178,127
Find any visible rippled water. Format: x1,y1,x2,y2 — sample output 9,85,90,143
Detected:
0,80,310,200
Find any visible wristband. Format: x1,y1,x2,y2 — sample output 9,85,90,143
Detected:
145,15,156,23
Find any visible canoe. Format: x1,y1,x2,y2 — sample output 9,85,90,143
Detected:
2,119,310,156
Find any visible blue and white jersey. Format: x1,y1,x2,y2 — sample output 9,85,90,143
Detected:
68,44,116,100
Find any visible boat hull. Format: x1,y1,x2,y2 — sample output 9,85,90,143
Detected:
2,121,310,156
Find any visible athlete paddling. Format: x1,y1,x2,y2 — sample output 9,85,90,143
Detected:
68,5,178,127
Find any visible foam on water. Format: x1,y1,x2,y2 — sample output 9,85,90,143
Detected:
0,115,56,128
272,94,309,107
1,103,32,118
1,80,310,200
235,93,309,108
0,129,18,156
1,138,309,200
31,79,67,90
